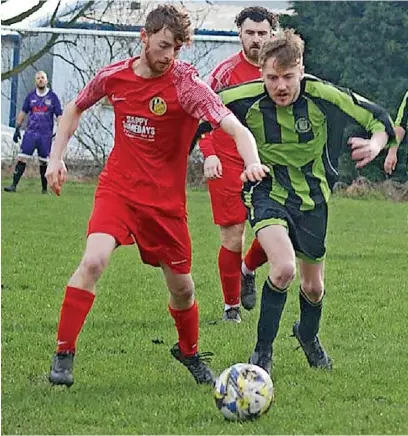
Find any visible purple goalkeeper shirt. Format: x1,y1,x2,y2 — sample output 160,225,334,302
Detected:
22,89,62,135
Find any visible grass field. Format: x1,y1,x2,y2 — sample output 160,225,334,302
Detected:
2,178,408,435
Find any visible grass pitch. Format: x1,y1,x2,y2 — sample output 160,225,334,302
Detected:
2,179,408,434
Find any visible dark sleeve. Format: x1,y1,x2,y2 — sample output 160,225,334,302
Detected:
189,121,213,155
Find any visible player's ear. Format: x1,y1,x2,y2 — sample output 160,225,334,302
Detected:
299,61,305,79
140,28,148,44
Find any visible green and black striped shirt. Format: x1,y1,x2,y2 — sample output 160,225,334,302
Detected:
211,75,396,211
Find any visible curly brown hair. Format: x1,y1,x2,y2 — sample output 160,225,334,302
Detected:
259,29,304,69
145,4,192,45
234,6,278,30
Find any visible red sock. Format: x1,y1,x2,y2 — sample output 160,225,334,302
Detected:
56,286,95,353
218,246,241,306
244,238,268,272
169,301,199,357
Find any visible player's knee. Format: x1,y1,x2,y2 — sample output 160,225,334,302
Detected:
301,281,324,302
222,237,242,252
220,224,244,252
170,283,194,302
80,254,109,280
170,273,194,299
270,262,296,288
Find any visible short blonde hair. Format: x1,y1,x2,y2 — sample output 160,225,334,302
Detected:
259,29,304,69
35,70,47,78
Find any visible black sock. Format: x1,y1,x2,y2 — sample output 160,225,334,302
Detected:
255,278,288,351
12,161,26,187
40,164,47,191
298,286,323,342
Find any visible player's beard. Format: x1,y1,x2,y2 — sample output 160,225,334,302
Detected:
243,43,261,64
145,42,171,76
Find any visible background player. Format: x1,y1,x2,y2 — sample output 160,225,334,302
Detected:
4,71,62,194
199,7,277,322
384,90,407,175
45,5,268,388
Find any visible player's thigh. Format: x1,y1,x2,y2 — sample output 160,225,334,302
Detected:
87,188,134,246
257,224,296,269
80,233,117,269
132,211,192,274
208,167,247,227
243,177,295,264
18,131,36,158
294,203,328,263
37,134,52,160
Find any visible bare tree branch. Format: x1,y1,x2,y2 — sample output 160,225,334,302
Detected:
66,1,95,24
1,1,95,81
52,51,88,85
49,0,62,26
74,133,99,162
1,33,59,81
1,1,47,26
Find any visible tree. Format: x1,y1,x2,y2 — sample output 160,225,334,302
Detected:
280,1,408,181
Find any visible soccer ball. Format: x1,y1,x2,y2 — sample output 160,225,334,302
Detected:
214,363,274,421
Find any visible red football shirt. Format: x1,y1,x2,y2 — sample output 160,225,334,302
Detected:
75,57,230,216
199,51,261,168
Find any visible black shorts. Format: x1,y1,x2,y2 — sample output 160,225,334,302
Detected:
242,179,328,263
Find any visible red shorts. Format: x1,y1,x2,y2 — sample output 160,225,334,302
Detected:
87,189,192,274
207,166,247,227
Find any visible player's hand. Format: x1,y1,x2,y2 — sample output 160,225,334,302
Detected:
204,155,223,179
13,127,21,143
348,137,382,169
384,149,398,175
46,159,67,196
240,163,270,182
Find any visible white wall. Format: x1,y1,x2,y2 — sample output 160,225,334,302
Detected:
1,38,15,126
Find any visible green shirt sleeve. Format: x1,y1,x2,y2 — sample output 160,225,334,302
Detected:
305,79,397,148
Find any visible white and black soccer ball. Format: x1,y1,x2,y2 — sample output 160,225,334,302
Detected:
214,363,274,421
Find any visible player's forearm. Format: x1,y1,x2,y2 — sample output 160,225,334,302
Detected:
235,128,262,167
50,101,82,160
220,114,261,166
395,126,406,144
15,111,25,128
387,145,398,157
370,131,389,150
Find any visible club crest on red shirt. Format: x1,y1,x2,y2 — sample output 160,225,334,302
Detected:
149,97,167,116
